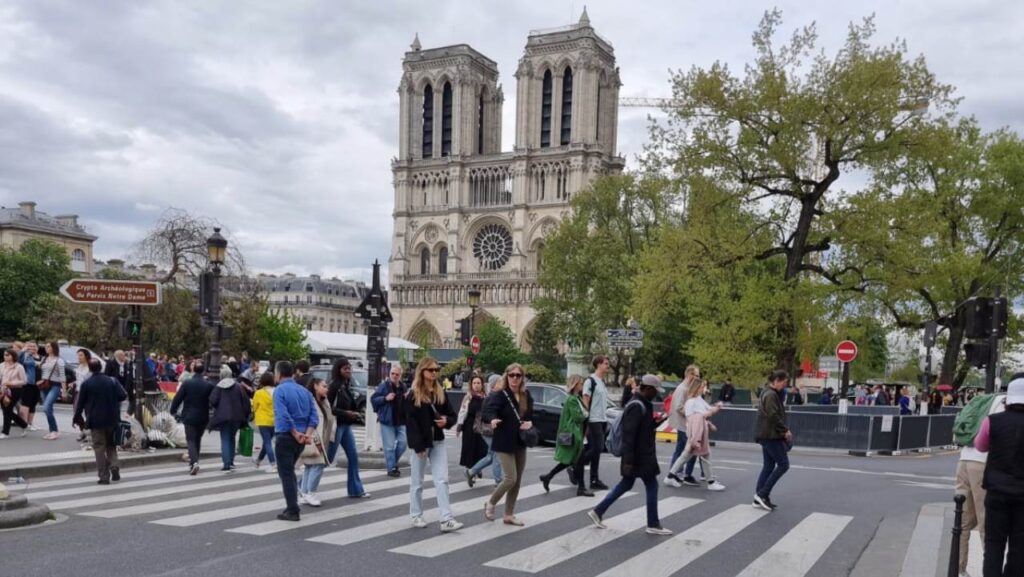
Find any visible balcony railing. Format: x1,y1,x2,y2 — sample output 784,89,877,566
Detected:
391,270,538,285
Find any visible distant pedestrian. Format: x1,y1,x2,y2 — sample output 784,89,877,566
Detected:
665,379,726,491
855,385,867,406
753,370,792,511
403,357,462,532
955,390,1006,576
272,361,319,522
72,359,126,485
104,350,133,415
327,357,369,498
294,359,310,387
251,372,277,472
298,377,335,507
588,374,672,536
621,376,637,407
72,349,93,443
539,374,592,496
482,363,537,526
898,387,913,415
819,388,832,405
170,362,213,475
465,375,504,486
372,365,408,477
457,375,488,479
209,376,252,472
719,378,736,405
580,355,612,491
1,348,29,438
15,342,39,431
974,374,1024,577
666,365,703,487
38,341,67,440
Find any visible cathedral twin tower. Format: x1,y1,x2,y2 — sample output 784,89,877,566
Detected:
389,10,624,350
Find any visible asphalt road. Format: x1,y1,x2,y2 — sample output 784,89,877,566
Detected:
3,434,962,577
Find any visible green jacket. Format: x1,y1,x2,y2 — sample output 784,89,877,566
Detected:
554,394,588,465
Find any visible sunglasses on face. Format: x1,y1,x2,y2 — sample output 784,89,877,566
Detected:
423,368,439,373
508,373,523,379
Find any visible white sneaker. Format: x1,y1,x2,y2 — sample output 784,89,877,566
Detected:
588,510,606,529
440,519,464,532
305,493,322,507
252,457,261,468
27,425,38,431
646,526,673,536
663,476,682,488
707,481,726,492
0,433,7,440
298,493,309,505
411,516,427,528
266,465,278,474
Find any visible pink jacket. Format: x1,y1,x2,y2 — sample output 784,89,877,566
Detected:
685,412,711,457
1,362,26,388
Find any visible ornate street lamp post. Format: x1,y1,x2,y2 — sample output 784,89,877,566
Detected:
204,228,227,380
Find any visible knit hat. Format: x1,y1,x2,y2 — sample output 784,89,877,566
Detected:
640,374,661,389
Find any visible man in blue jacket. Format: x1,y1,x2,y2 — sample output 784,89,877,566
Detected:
273,361,319,521
73,359,127,485
372,366,407,477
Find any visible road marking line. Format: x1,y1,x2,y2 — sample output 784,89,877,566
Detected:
735,512,852,577
594,504,768,577
484,497,701,573
27,465,265,500
898,503,946,577
391,487,619,558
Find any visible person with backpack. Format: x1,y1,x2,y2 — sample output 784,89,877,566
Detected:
587,374,672,536
754,370,792,512
664,379,726,491
539,375,592,496
372,365,408,477
580,355,612,491
209,375,252,472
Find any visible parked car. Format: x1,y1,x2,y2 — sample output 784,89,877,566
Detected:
309,365,369,413
527,382,622,445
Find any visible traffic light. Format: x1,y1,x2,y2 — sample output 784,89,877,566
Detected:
965,297,1008,339
459,317,471,346
466,355,475,367
119,319,142,339
964,342,990,368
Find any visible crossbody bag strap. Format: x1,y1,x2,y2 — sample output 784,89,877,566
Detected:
503,390,523,425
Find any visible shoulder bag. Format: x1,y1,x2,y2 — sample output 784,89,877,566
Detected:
504,390,539,448
556,396,583,447
38,359,60,392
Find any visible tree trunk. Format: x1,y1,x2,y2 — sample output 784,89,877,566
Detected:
939,314,966,386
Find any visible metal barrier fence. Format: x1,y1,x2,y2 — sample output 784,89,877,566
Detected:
785,405,900,415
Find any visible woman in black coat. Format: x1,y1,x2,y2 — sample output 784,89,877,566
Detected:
209,378,251,472
482,363,535,526
457,375,489,470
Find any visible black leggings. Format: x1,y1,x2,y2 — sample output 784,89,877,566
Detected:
3,388,29,434
545,458,585,489
20,384,40,413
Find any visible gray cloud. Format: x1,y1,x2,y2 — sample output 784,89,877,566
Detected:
1,0,1021,282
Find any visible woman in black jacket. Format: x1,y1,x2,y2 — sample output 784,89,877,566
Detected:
457,375,489,474
326,357,369,498
402,357,463,533
209,376,252,472
482,363,535,526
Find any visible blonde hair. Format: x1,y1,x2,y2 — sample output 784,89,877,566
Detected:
411,357,445,407
684,365,700,379
566,374,585,395
686,378,707,399
497,362,527,414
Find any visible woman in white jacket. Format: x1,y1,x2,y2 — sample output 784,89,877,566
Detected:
298,378,336,507
665,379,726,491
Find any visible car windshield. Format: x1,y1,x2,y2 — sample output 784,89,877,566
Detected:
310,367,367,391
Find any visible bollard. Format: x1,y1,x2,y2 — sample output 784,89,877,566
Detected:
948,494,966,577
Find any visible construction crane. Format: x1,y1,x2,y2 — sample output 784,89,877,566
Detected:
619,97,675,108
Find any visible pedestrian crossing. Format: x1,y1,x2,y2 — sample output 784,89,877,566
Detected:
16,460,948,577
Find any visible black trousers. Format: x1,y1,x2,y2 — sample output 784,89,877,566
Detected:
2,388,28,434
580,422,607,483
185,424,205,466
984,490,1024,577
545,458,585,489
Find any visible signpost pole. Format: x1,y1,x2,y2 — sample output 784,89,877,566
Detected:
986,287,1001,394
840,361,851,401
131,304,144,428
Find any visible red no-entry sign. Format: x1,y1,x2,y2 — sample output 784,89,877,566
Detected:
471,335,481,355
836,340,859,363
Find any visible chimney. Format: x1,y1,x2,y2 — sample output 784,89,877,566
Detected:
18,201,35,219
55,214,79,228
106,259,125,271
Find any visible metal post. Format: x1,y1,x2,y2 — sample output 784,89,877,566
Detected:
948,494,966,577
131,304,145,430
206,264,223,381
924,346,932,397
986,287,1001,394
840,361,851,399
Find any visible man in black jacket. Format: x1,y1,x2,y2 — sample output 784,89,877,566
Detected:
588,374,672,536
170,362,213,475
73,359,127,485
754,370,792,511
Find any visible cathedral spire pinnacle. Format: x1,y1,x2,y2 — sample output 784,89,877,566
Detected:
578,6,590,27
411,32,421,51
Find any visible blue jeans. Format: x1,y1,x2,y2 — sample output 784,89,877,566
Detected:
274,433,303,515
380,424,407,471
595,474,661,528
410,440,452,522
300,464,325,494
219,425,238,468
756,439,790,498
257,426,276,465
42,385,62,432
469,435,503,482
328,424,365,497
669,431,699,478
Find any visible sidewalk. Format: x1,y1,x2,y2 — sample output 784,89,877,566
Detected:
0,405,219,480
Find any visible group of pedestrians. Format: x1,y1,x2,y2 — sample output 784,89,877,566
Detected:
0,341,72,440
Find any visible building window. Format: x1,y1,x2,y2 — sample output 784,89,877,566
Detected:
596,84,601,140
307,295,312,304
422,84,434,158
441,82,453,157
560,67,573,145
540,70,552,148
438,247,448,275
420,247,430,275
477,93,485,155
70,249,86,272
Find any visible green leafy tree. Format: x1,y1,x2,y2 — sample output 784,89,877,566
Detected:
21,293,128,353
258,310,308,364
527,309,564,375
0,239,74,338
473,318,526,374
222,279,270,360
141,287,206,357
522,363,560,385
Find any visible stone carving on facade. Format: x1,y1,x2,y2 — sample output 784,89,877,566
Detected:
425,225,439,243
508,210,515,223
409,219,419,231
443,217,450,229
529,212,538,223
541,220,558,238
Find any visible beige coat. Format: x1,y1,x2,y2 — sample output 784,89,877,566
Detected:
300,398,336,466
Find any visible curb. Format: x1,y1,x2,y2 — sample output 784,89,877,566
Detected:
0,450,193,481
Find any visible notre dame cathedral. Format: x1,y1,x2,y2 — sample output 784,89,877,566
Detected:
389,10,624,350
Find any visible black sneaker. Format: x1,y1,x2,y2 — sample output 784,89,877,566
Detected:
576,488,595,497
277,511,300,522
590,480,610,491
387,469,400,478
465,468,476,488
763,496,778,510
568,469,578,486
681,475,700,487
753,494,772,511
97,479,110,485
539,474,551,493
111,467,120,482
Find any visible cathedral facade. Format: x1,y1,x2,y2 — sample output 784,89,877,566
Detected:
389,11,624,350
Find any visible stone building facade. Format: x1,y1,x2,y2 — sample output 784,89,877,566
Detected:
389,11,624,349
0,201,96,274
258,274,370,334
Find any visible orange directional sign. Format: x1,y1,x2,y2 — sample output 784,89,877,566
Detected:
59,279,162,306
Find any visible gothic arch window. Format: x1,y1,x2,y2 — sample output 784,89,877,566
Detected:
473,223,513,271
560,67,573,145
535,242,545,271
441,82,453,156
540,70,553,148
420,247,430,275
595,83,602,140
70,248,86,272
422,84,434,158
438,246,448,274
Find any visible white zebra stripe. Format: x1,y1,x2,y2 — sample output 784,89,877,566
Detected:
735,512,852,577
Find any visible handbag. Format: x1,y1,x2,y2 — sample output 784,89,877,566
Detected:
237,425,254,457
113,419,133,446
504,390,539,448
556,432,574,447
38,359,60,392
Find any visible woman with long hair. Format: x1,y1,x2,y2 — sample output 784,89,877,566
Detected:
457,375,489,480
73,349,93,443
1,348,29,438
402,357,463,532
465,375,503,487
665,379,726,491
38,341,67,440
298,377,335,507
251,372,277,472
327,357,369,498
539,375,592,496
482,362,536,525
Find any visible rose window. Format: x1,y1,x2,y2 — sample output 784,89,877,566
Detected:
473,224,513,270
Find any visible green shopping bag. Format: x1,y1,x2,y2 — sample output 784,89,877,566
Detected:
238,425,254,457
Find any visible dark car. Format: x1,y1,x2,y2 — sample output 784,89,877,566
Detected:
309,365,369,412
526,382,622,445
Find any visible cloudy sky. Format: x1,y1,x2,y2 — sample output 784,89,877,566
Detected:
1,0,1021,283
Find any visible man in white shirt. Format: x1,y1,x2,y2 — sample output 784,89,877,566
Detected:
956,392,1006,577
581,355,611,491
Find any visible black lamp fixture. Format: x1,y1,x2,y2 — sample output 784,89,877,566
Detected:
207,227,227,267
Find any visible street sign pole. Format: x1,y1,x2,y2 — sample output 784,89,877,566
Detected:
840,361,851,402
131,304,144,427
